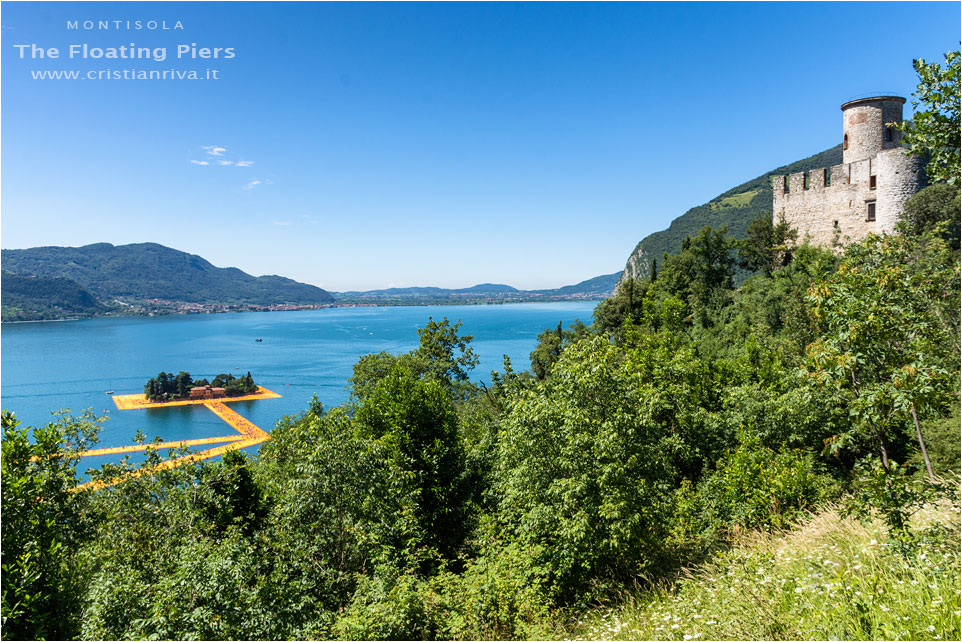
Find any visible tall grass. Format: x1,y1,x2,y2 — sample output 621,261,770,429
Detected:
571,501,960,641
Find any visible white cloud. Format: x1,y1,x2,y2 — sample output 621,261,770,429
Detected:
217,160,234,166
244,179,262,190
203,146,227,156
190,160,210,165
235,160,254,167
272,221,293,226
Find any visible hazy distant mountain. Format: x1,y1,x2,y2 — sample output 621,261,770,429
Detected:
533,272,621,296
457,283,520,294
1,242,334,313
337,283,519,297
334,274,617,303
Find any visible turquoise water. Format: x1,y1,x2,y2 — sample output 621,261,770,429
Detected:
1,303,595,470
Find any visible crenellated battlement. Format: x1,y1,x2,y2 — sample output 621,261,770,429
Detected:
773,158,876,198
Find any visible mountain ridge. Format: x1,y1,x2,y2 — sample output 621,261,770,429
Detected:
333,272,621,302
2,242,334,318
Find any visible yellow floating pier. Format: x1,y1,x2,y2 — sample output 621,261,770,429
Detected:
75,387,281,490
75,434,246,458
112,386,281,410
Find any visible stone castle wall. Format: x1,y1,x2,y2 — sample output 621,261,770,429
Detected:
875,147,927,231
773,159,876,246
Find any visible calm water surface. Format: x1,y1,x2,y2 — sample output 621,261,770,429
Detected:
1,303,594,470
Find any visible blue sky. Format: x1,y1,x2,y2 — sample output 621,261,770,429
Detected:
2,1,958,291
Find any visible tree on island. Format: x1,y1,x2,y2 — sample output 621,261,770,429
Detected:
144,371,182,402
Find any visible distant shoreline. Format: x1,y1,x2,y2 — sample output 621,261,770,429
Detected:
2,317,82,324
1,299,602,324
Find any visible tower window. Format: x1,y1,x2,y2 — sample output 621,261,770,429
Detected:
824,168,831,186
886,127,893,142
783,176,789,193
866,202,876,222
869,175,877,189
843,133,849,150
803,171,810,190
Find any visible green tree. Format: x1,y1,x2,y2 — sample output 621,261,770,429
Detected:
529,320,589,380
354,363,468,560
198,449,265,536
737,213,798,277
496,337,674,600
223,373,256,397
173,371,193,399
899,182,961,249
678,430,824,534
351,317,479,400
414,317,479,387
592,276,650,337
1,410,100,641
896,50,961,185
803,234,957,480
655,225,735,327
211,373,234,389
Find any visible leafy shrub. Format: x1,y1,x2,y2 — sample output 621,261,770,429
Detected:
333,563,444,641
432,526,556,640
677,430,826,537
495,336,674,602
899,182,961,247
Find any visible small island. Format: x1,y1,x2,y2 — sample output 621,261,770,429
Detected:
144,371,257,402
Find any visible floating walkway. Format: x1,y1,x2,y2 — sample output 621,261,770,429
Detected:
74,387,280,491
112,386,281,410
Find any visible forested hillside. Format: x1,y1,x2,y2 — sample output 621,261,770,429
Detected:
1,271,107,321
1,242,333,309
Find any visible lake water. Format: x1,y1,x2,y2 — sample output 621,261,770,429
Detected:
1,302,595,471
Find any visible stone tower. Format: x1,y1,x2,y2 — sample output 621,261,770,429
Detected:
841,96,905,164
772,95,926,246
